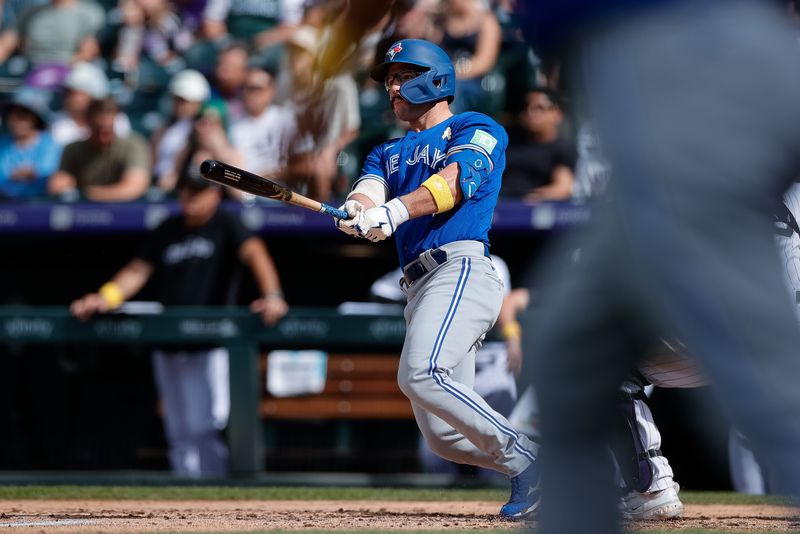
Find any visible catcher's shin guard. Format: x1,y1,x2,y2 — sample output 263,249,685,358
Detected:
611,382,664,493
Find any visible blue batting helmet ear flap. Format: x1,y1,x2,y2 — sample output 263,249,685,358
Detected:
370,39,455,105
399,70,456,105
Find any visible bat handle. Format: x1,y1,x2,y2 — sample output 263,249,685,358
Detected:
320,203,350,219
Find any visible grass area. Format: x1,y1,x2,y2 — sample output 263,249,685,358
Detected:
679,491,792,506
0,485,793,506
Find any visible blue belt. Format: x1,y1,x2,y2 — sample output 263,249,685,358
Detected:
402,248,449,287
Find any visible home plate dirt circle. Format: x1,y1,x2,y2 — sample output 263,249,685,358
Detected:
0,500,797,532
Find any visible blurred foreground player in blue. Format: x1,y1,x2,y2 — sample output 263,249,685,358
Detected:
518,1,800,533
336,39,539,518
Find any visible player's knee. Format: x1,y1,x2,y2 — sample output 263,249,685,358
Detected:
422,434,460,462
397,368,436,403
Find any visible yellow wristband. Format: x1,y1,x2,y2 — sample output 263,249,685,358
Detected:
99,282,124,309
421,174,455,213
501,320,522,341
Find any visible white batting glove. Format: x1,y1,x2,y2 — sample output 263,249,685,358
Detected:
335,199,365,237
356,198,410,242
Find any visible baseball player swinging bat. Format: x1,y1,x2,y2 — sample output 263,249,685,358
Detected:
199,160,348,219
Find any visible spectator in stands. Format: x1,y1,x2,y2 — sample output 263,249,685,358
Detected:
502,88,576,201
229,66,297,179
209,42,249,121
16,0,105,67
202,0,303,70
0,0,48,65
152,69,211,186
0,87,61,199
388,0,440,41
433,0,501,113
50,62,132,146
70,171,289,478
111,0,194,77
172,0,207,34
159,99,244,193
278,25,360,201
48,97,151,201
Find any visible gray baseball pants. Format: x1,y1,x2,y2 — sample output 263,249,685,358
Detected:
398,240,536,477
152,347,230,477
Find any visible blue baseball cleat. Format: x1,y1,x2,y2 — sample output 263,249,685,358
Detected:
500,460,541,519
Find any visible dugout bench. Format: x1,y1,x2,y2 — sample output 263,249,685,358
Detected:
0,306,410,476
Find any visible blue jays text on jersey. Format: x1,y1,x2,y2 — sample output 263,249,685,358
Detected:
354,111,508,267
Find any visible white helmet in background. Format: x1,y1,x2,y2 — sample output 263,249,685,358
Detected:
65,62,110,99
169,69,211,103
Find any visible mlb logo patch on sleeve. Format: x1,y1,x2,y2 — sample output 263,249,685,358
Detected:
470,130,498,153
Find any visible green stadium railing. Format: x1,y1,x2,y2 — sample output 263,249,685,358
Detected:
0,306,407,476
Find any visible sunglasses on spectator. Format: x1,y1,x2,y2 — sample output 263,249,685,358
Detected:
244,84,270,92
384,69,424,91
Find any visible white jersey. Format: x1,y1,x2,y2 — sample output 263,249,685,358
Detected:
154,118,193,179
50,112,131,146
775,182,800,313
230,105,297,175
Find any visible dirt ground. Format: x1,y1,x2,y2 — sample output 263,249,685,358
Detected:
0,500,798,532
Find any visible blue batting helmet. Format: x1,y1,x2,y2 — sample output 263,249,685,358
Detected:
370,39,455,105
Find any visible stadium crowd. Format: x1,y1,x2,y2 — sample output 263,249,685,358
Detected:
0,0,584,204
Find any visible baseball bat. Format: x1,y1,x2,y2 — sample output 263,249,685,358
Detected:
199,160,349,219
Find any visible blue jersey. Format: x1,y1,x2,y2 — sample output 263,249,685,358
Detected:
355,111,508,268
0,132,61,199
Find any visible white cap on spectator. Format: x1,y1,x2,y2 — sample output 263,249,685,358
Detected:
169,69,211,103
65,62,110,99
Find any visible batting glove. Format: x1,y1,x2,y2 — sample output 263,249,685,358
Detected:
356,198,410,242
335,199,365,237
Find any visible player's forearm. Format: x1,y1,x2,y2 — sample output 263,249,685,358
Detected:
526,166,574,201
85,169,150,201
106,259,152,301
498,289,529,325
348,192,377,209
240,238,283,297
72,37,100,63
461,16,501,79
399,162,462,218
48,171,77,195
0,30,19,63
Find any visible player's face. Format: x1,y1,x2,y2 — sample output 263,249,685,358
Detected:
89,111,116,146
6,107,39,138
521,92,561,134
243,70,275,116
215,49,248,92
179,185,222,225
385,63,427,122
173,96,202,120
